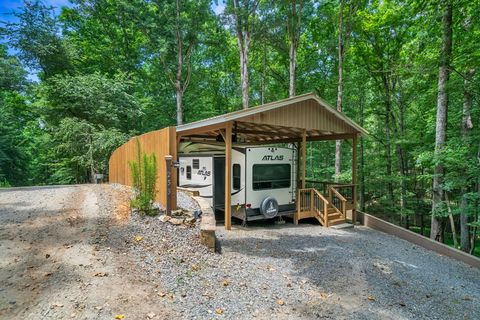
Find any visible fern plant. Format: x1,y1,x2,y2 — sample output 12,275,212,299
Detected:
129,139,158,216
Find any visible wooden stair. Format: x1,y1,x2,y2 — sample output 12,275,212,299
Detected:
326,206,346,226
295,187,350,228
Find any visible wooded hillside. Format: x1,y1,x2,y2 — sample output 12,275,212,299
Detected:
0,0,479,254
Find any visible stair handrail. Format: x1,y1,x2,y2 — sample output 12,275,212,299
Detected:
312,189,329,227
329,186,347,218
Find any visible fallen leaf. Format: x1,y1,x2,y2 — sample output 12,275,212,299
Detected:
215,308,224,314
222,280,230,287
135,235,143,242
158,291,166,297
115,315,125,319
191,264,200,271
276,299,285,306
367,296,375,301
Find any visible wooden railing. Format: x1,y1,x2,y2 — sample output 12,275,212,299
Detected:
296,188,329,226
296,186,352,226
330,184,355,206
306,180,356,209
298,188,313,213
329,186,347,220
312,189,329,226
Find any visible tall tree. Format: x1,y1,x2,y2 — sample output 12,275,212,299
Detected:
459,69,475,251
334,0,356,180
226,0,259,109
4,0,73,79
287,0,303,97
142,0,211,125
431,1,453,241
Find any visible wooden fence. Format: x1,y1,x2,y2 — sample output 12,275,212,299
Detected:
108,126,177,209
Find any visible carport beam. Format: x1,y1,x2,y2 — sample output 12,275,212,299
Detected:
225,123,232,230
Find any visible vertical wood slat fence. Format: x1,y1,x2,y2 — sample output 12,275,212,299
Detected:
108,126,177,209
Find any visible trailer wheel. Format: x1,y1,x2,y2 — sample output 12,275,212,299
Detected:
260,197,279,219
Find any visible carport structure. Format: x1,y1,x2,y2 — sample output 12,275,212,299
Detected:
176,92,367,230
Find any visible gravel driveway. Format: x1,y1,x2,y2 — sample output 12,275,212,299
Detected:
1,185,479,320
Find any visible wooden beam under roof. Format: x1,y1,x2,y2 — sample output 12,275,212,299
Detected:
236,129,298,138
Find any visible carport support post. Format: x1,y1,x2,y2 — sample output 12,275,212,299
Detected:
352,135,357,223
301,129,306,188
294,141,301,225
165,155,173,216
225,123,232,230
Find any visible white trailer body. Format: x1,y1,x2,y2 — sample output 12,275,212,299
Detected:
178,146,296,222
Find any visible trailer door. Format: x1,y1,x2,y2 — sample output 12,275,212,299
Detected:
213,157,225,209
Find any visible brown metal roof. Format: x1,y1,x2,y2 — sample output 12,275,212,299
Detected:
176,92,367,144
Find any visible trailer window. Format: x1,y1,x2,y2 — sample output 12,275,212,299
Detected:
252,164,291,190
192,159,200,169
186,166,192,180
233,164,241,190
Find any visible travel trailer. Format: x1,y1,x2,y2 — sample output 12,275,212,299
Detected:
178,145,296,222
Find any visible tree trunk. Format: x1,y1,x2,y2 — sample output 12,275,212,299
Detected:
176,83,183,125
289,40,297,97
460,69,475,252
175,0,184,125
239,42,250,109
261,44,266,105
381,73,394,204
473,135,480,253
233,0,256,110
431,1,453,242
288,0,302,97
334,0,345,181
445,192,459,247
359,92,366,211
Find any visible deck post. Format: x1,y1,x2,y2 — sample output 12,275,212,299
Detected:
301,129,306,189
294,141,301,225
225,122,232,230
352,134,357,223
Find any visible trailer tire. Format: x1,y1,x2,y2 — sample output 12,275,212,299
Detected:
260,197,279,219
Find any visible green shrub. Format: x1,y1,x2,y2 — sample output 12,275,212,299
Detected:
0,178,11,188
129,139,158,216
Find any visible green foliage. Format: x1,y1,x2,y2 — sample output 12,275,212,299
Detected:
3,0,74,78
129,139,158,216
0,178,11,188
39,72,143,131
53,117,128,183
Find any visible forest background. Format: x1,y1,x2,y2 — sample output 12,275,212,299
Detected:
0,0,479,255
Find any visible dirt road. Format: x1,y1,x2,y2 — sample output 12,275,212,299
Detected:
0,185,175,320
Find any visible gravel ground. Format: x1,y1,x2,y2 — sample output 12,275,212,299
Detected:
1,185,479,320
118,211,480,319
